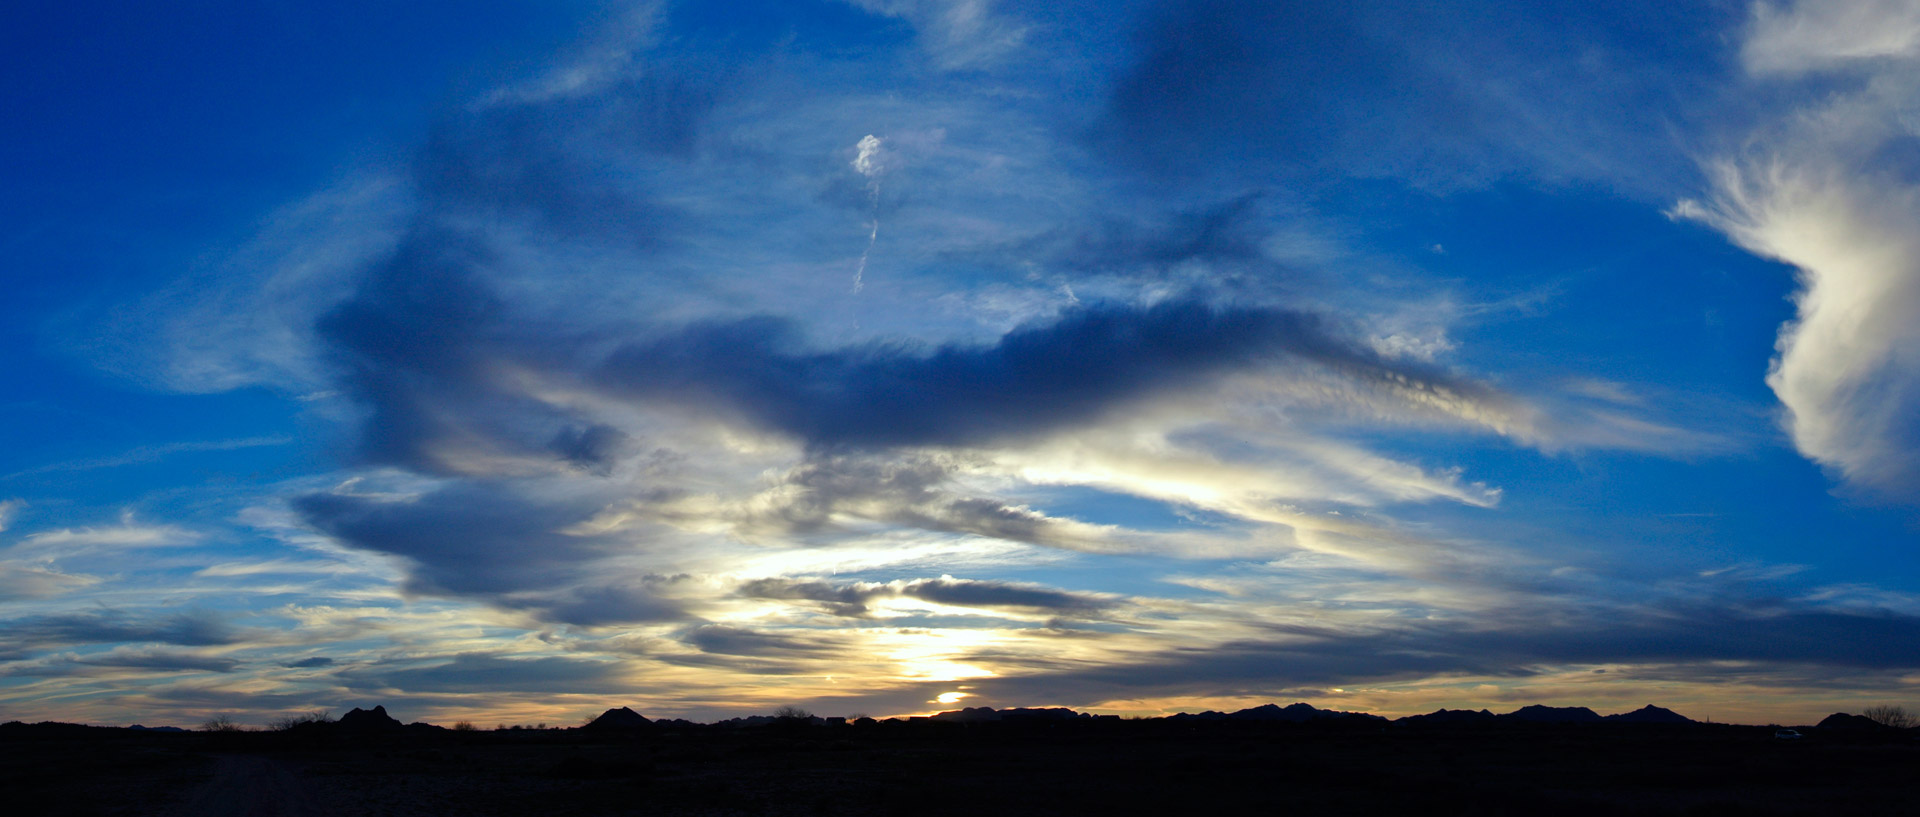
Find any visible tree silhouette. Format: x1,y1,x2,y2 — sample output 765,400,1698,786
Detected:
1861,704,1915,729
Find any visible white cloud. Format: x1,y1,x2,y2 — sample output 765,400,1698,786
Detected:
1743,0,1920,75
17,512,201,554
4,437,291,479
0,561,98,601
477,2,665,107
842,0,1029,69
0,499,21,533
1680,0,1920,495
105,176,411,394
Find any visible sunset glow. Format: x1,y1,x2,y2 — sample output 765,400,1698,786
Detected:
4,0,1920,729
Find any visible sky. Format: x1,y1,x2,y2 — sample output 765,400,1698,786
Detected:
3,0,1920,728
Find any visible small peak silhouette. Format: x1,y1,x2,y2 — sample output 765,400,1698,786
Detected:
1398,708,1497,725
1603,705,1693,724
1169,702,1383,723
1815,712,1886,730
337,705,404,731
584,706,654,731
1501,705,1602,723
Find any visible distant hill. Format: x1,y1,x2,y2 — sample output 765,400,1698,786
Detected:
1171,702,1384,723
1815,712,1887,730
932,706,1089,723
336,705,405,732
1603,705,1693,724
1397,708,1497,726
583,707,653,731
1501,705,1603,724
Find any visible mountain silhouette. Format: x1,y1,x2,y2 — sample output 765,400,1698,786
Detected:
1171,702,1383,723
336,705,404,732
1501,705,1603,723
1603,705,1693,724
1397,708,1497,725
583,706,654,731
1815,712,1886,730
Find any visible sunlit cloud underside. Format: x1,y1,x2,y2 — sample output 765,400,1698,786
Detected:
4,0,1920,728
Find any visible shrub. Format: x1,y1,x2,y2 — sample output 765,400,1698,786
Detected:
1862,704,1916,729
200,714,247,732
269,710,333,731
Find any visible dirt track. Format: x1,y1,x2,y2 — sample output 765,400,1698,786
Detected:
177,755,314,817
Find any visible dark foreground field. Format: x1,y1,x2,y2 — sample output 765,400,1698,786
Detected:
6,720,1917,816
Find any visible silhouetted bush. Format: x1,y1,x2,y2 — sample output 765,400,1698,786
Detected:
199,714,246,732
269,709,334,731
1861,704,1915,729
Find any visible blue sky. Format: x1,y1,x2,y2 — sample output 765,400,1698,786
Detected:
4,0,1920,727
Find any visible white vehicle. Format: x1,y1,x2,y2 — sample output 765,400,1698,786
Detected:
1774,729,1804,740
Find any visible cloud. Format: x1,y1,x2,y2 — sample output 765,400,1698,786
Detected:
1,437,291,480
1680,0,1920,496
0,609,238,652
338,652,625,694
74,648,241,674
14,513,201,554
0,561,98,601
842,0,1029,69
738,575,1114,618
595,296,1506,449
0,498,22,532
964,593,1920,705
711,454,1130,553
682,624,842,657
1743,0,1920,74
293,480,687,625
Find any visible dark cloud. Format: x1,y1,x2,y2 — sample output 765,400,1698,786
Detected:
313,53,722,475
337,652,624,695
77,649,239,674
295,483,602,597
281,656,335,669
596,296,1429,449
902,577,1111,614
294,483,683,626
737,578,875,617
726,455,1104,548
1041,192,1272,275
314,228,547,473
0,609,237,652
683,624,839,657
531,583,686,627
738,576,1114,618
967,600,1920,704
547,423,633,475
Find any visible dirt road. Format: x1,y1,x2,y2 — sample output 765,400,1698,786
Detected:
177,754,315,817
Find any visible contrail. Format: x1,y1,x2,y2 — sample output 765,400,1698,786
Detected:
851,134,885,293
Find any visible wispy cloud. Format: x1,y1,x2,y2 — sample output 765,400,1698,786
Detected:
3,436,291,480
1679,0,1920,497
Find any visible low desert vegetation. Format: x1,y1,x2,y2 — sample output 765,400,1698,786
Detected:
269,710,334,731
1861,704,1916,729
199,714,247,732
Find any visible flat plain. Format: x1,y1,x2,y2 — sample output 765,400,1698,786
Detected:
6,720,1917,816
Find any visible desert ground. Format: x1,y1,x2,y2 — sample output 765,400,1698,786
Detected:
6,717,1919,816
